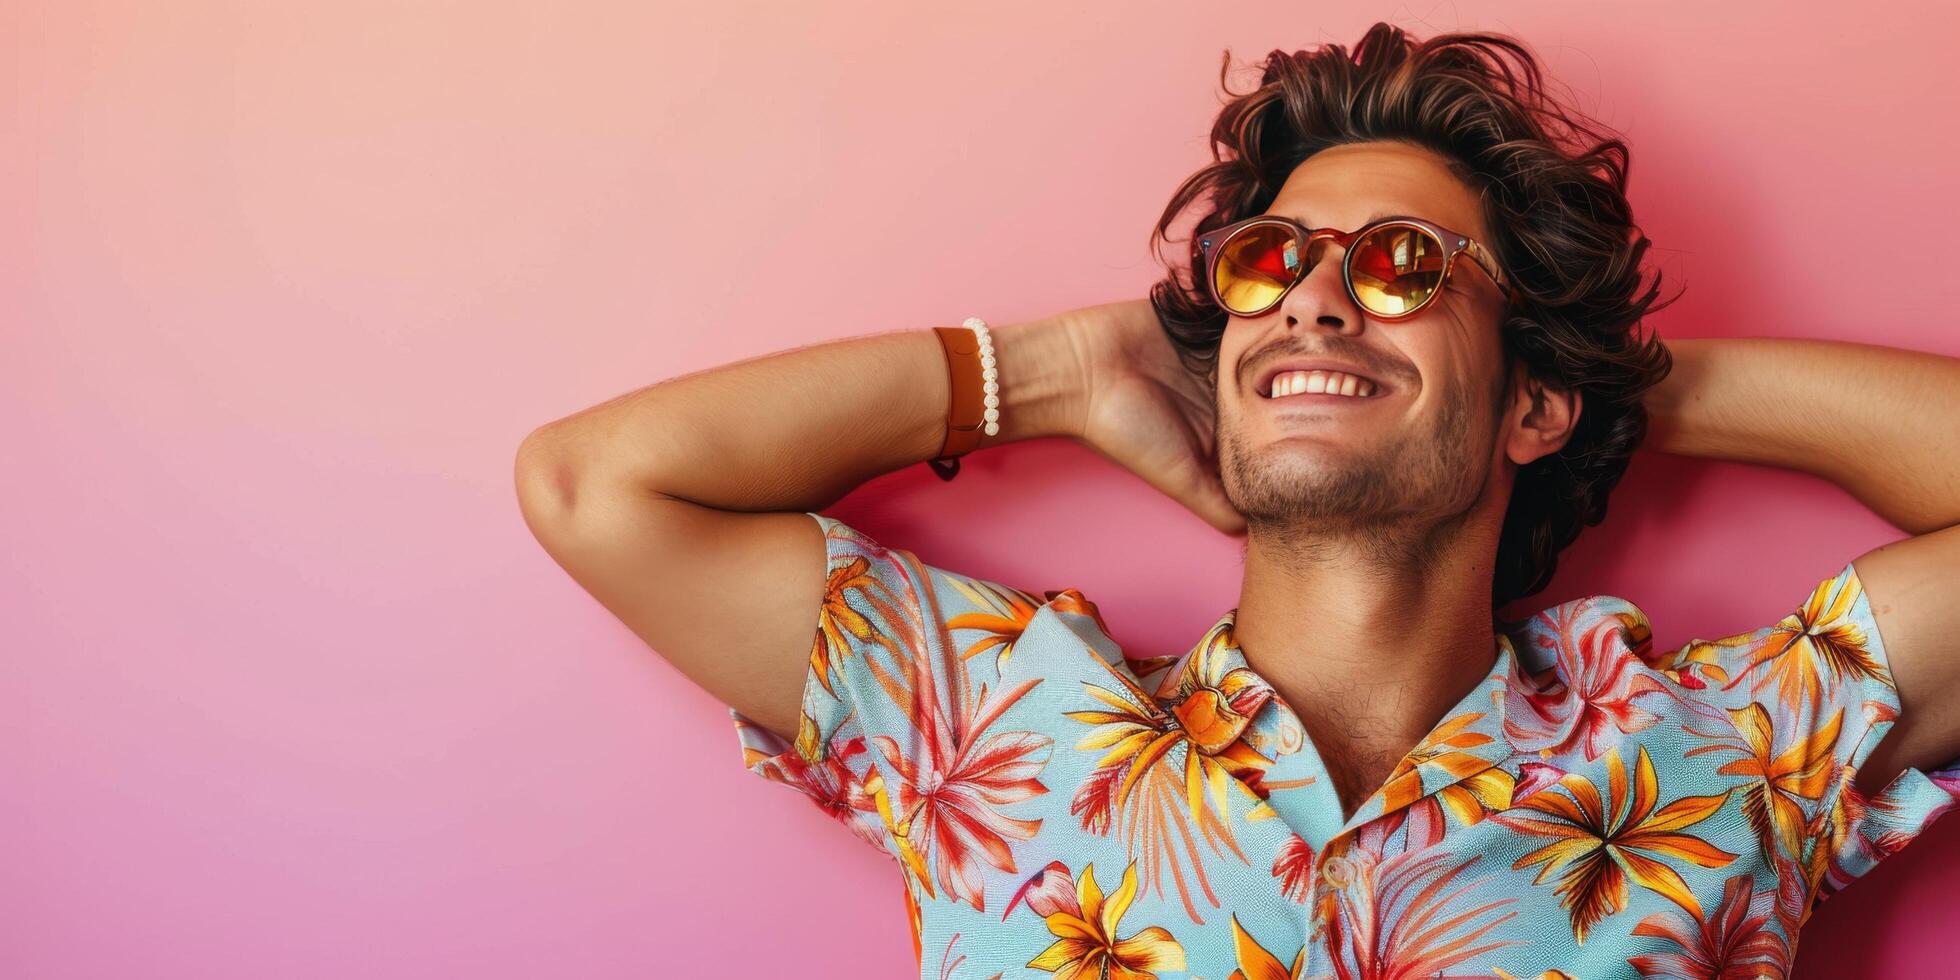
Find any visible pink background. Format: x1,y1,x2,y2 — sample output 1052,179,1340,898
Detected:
7,2,1956,976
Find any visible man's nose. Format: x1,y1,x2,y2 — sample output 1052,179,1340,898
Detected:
1280,237,1361,329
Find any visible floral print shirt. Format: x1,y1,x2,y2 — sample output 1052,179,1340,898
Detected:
732,512,1960,979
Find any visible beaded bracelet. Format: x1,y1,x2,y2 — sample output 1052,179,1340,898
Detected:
926,316,998,481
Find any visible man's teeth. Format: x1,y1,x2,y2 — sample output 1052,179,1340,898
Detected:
1265,370,1376,398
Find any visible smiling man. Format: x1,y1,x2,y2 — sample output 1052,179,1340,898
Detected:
515,22,1960,979
1201,140,1567,823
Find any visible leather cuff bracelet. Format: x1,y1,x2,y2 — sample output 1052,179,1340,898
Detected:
926,317,998,481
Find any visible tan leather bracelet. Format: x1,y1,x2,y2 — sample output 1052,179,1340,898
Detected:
927,319,997,481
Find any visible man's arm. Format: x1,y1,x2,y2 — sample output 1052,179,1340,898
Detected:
1644,337,1960,789
513,317,1089,739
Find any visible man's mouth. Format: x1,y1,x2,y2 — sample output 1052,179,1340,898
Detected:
1261,369,1380,400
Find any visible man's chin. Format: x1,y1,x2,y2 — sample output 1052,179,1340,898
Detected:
1232,452,1373,487
1225,471,1401,521
1238,426,1388,465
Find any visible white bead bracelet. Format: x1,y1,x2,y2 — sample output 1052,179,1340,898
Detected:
964,315,1001,437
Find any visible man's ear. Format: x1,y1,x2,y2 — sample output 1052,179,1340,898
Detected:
1504,363,1582,466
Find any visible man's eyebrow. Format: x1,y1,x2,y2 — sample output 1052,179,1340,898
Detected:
1284,209,1402,227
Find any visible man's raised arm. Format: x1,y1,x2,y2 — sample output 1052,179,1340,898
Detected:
512,316,1089,739
1644,336,1960,790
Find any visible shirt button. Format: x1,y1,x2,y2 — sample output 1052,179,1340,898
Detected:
1319,854,1357,890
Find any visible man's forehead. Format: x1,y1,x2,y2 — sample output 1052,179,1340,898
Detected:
1268,141,1487,237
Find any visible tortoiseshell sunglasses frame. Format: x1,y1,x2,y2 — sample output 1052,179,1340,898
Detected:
1198,213,1518,320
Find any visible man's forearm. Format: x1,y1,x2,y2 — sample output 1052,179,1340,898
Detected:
1644,337,1960,534
517,316,1088,521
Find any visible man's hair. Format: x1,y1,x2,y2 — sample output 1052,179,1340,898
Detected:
1147,21,1678,611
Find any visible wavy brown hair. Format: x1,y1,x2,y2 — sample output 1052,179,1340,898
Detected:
1148,21,1678,611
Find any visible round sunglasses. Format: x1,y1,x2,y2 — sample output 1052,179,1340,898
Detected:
1198,213,1518,320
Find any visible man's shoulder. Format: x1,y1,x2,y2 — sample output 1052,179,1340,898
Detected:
1499,588,1662,679
1494,561,1890,727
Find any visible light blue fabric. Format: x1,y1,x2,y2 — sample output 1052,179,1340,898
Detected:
733,512,1959,979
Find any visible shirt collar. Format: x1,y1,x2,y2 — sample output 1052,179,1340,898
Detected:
1150,608,1523,829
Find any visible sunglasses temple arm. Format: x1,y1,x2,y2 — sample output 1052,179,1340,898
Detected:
1459,240,1515,297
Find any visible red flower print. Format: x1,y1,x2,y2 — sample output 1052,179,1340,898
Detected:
1627,874,1791,978
1505,601,1668,761
874,675,1053,912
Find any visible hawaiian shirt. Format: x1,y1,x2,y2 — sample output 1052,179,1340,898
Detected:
732,512,1960,979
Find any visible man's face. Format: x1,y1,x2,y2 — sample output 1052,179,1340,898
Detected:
1213,140,1527,535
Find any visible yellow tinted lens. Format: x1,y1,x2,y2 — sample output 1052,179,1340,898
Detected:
1349,225,1446,316
1213,224,1302,314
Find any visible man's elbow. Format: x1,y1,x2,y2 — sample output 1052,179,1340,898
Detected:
514,426,589,542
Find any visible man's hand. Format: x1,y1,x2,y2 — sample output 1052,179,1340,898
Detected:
1060,298,1246,536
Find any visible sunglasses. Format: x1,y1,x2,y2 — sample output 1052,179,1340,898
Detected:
1198,213,1518,320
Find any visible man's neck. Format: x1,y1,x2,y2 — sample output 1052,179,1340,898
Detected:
1232,519,1502,819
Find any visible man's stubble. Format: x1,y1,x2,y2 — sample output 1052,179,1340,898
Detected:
1217,368,1505,569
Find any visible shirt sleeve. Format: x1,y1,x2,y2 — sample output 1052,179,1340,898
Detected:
730,511,1051,864
1661,560,1960,906
1803,561,1960,903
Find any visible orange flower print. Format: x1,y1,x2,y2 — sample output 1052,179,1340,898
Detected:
1715,569,1889,714
1374,711,1509,813
1227,915,1303,980
1639,638,1730,692
942,575,1044,673
1064,620,1275,921
812,553,899,697
1372,710,1518,849
1684,702,1843,860
1491,744,1738,942
1008,860,1187,980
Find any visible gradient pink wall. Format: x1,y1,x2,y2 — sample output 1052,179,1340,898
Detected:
7,2,1956,976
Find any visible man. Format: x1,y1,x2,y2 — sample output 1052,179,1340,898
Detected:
514,22,1959,978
